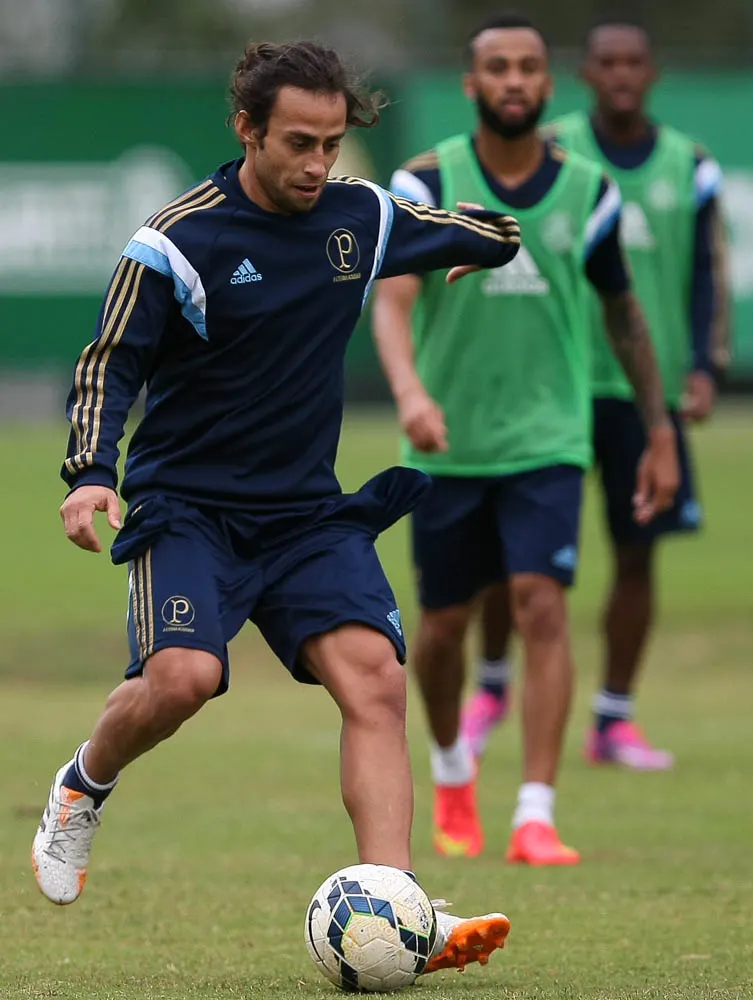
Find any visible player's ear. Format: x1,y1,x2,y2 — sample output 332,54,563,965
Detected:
234,111,258,149
545,72,555,102
462,72,477,101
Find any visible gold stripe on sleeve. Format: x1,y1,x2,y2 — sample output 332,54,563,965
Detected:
146,179,214,230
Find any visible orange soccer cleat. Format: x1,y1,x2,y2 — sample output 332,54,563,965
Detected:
433,781,484,858
425,904,511,974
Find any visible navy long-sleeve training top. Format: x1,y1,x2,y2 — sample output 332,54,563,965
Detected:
62,159,520,511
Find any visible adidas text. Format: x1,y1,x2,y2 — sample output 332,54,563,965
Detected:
231,258,263,284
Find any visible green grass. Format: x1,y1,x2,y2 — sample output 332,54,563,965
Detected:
1,408,752,999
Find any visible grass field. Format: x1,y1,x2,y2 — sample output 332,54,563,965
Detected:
1,409,751,999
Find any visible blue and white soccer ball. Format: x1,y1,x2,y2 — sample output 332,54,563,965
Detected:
304,864,437,993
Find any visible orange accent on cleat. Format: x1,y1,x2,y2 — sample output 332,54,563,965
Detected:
506,821,580,866
433,782,484,857
426,914,511,973
31,846,86,907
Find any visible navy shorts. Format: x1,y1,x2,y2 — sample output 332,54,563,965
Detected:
411,464,584,610
593,398,701,545
110,468,430,695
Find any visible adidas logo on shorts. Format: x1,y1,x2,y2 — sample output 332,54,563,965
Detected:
386,609,403,637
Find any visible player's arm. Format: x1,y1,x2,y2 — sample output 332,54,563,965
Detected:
684,154,731,421
586,177,679,522
61,256,175,552
372,274,447,453
379,195,520,280
371,165,452,453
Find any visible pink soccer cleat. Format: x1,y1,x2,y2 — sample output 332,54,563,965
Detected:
505,821,580,866
460,689,510,759
584,720,675,771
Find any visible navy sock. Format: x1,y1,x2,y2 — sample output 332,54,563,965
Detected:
61,743,118,809
593,690,633,734
482,679,507,697
477,657,512,698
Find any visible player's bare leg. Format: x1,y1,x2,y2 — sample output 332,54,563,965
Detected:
461,583,514,758
505,573,579,865
86,649,223,779
414,604,474,748
480,582,513,661
304,625,413,871
413,604,482,857
586,541,673,769
32,648,222,904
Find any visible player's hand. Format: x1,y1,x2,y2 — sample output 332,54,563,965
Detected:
681,370,716,423
446,264,482,284
60,485,122,553
397,386,448,453
633,421,680,525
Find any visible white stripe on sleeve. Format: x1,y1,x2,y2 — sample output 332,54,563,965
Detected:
389,169,438,207
584,180,622,258
123,226,207,338
355,181,396,305
695,158,723,208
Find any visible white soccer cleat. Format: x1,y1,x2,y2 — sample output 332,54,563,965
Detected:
424,900,511,973
31,764,103,905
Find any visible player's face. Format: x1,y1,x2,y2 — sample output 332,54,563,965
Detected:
583,26,656,118
248,86,347,214
464,28,552,139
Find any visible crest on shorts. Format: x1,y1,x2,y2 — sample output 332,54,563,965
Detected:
161,596,196,628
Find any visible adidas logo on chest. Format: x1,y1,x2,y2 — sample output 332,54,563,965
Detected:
231,258,263,284
482,246,550,296
621,203,656,250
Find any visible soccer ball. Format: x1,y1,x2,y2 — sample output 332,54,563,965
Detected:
304,864,437,993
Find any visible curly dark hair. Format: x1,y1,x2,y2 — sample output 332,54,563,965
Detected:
229,41,386,137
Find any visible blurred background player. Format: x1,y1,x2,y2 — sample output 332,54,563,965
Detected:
465,19,730,771
373,13,678,866
30,40,519,971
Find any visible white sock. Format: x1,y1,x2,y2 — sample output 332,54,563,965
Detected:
512,782,555,829
592,690,633,721
430,738,475,787
477,656,513,687
74,741,119,794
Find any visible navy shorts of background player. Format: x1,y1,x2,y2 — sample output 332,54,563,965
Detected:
62,159,520,690
412,464,584,611
593,399,701,544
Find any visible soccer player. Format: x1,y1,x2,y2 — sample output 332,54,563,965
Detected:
467,20,730,770
373,14,679,865
31,41,521,972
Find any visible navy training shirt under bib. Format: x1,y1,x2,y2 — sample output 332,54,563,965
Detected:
62,160,520,515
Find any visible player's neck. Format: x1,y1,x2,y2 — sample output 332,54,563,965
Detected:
474,127,545,189
237,158,285,214
591,108,653,146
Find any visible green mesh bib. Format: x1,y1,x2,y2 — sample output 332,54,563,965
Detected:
555,112,696,405
404,134,601,476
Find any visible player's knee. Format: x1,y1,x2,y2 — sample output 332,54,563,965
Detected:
342,644,407,723
511,577,567,643
419,605,471,649
369,657,407,721
143,648,222,724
